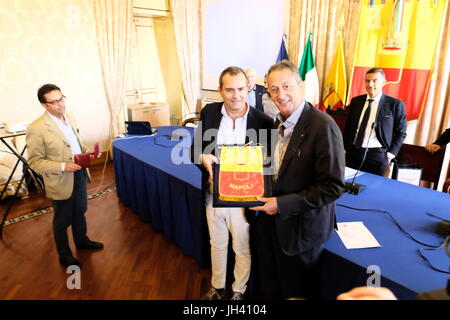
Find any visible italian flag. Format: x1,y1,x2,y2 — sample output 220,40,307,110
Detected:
298,33,323,111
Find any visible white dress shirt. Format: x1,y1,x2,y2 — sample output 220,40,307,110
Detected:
47,112,81,171
273,100,305,179
216,104,249,145
355,93,395,160
355,92,383,149
247,87,256,108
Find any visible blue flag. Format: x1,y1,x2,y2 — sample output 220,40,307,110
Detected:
276,37,289,62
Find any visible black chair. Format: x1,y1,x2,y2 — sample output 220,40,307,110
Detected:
395,144,446,190
326,108,348,135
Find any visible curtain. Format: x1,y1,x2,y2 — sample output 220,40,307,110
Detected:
411,2,450,146
288,0,361,95
170,0,201,115
288,0,450,147
93,0,133,139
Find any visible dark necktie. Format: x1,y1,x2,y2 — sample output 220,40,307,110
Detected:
274,124,286,175
279,124,285,138
354,99,374,148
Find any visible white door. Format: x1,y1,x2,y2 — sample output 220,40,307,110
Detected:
124,17,166,116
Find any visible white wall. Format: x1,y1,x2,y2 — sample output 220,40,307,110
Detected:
202,0,285,90
0,0,110,149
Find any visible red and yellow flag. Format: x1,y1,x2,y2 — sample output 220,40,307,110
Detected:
218,146,265,202
321,30,347,110
349,0,446,120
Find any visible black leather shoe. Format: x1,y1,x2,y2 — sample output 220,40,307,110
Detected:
76,240,104,250
59,255,81,268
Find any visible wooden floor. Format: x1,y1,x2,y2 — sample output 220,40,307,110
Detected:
0,162,211,299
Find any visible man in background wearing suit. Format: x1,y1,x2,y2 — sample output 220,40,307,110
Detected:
192,67,273,300
26,84,103,268
425,127,450,153
343,68,407,176
250,60,345,299
245,68,266,112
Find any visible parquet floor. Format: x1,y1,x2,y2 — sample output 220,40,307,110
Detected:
0,162,211,299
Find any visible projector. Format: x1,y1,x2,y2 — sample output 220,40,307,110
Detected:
5,121,30,133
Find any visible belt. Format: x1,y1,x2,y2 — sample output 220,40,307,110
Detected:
353,145,386,152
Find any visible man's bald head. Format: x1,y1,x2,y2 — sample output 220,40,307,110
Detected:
245,68,256,90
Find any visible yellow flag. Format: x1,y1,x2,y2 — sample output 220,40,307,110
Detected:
218,146,265,202
321,31,347,110
350,0,446,120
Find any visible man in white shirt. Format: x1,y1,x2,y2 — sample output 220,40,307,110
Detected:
193,67,273,300
26,84,103,268
343,68,407,176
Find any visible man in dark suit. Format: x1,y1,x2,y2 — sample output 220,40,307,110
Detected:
245,68,266,112
192,66,273,300
250,60,345,299
343,68,407,176
425,128,450,153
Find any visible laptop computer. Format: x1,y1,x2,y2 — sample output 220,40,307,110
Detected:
125,121,157,135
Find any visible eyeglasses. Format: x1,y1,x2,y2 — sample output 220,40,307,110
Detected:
45,95,66,105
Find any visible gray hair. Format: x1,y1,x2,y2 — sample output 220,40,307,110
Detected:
266,60,301,84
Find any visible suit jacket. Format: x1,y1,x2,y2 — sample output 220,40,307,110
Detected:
26,112,88,200
252,84,266,112
191,102,274,221
434,128,450,146
273,102,345,256
192,102,274,163
343,93,407,156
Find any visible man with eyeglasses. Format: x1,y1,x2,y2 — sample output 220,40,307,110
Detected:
26,84,103,268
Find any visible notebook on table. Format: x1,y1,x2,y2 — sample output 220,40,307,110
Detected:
125,121,157,135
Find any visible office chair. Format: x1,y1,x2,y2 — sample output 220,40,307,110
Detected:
394,144,446,190
326,108,348,135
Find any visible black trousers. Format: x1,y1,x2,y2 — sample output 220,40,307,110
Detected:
51,170,89,257
254,214,323,300
346,145,389,176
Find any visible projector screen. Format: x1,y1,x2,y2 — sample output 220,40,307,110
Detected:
202,0,285,90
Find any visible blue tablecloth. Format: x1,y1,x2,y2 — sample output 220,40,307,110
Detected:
113,126,450,298
112,126,210,267
320,173,450,299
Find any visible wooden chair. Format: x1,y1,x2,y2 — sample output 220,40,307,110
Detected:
179,116,200,127
178,112,200,128
395,144,446,190
443,178,450,193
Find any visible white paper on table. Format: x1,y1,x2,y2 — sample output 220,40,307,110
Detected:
336,222,381,249
344,167,364,180
396,167,422,186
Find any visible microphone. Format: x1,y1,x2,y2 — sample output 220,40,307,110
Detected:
345,122,376,195
427,212,450,236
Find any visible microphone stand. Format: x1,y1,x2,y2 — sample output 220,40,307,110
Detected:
345,122,376,195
